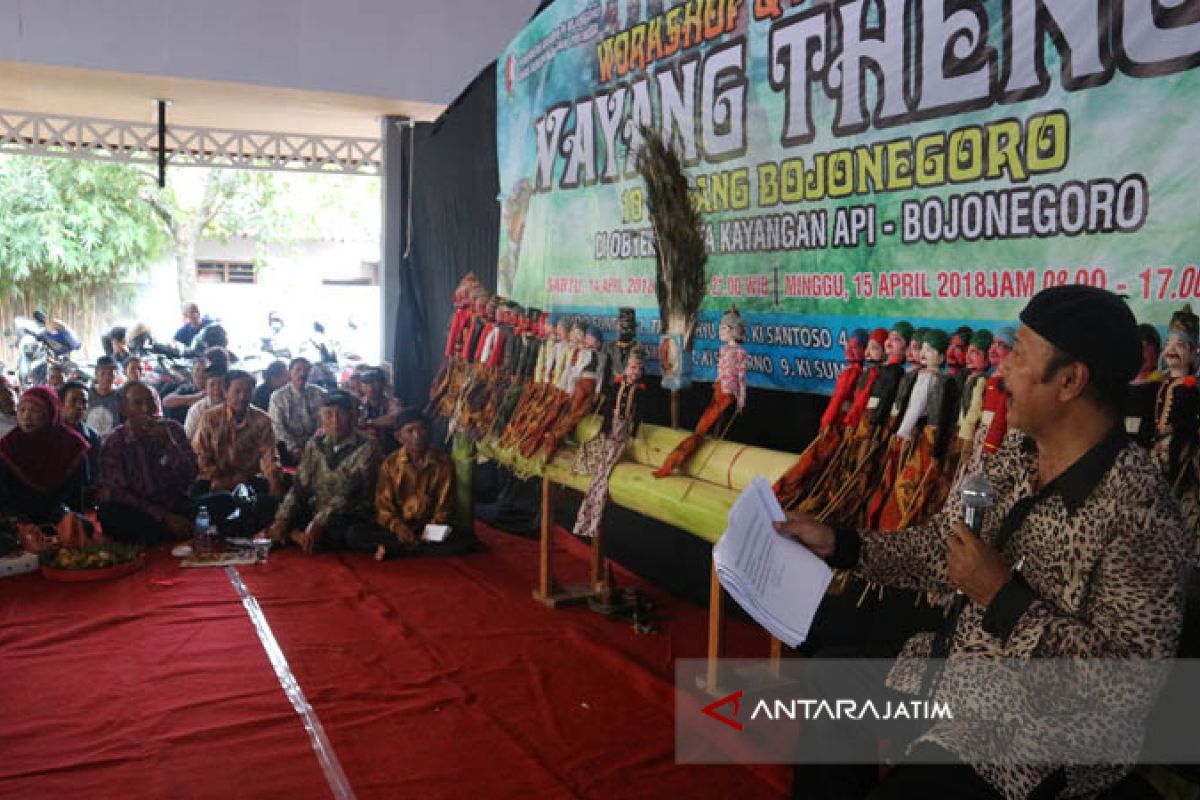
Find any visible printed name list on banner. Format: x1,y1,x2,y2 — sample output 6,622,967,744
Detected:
496,0,1200,394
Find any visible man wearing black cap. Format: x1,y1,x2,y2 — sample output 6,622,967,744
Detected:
347,408,473,560
779,286,1190,799
268,391,381,553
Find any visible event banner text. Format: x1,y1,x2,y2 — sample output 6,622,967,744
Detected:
496,0,1200,393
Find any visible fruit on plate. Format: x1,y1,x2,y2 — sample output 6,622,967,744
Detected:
41,543,141,571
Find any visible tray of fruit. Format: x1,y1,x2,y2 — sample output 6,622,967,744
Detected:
40,542,144,582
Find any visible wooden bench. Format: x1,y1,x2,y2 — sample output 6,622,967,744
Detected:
484,421,797,693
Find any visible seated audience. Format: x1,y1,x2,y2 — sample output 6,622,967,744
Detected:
268,357,325,466
0,386,90,522
98,381,198,545
162,358,208,423
47,364,67,392
0,378,17,438
184,364,227,439
59,381,101,497
86,356,122,434
123,356,144,384
267,391,381,553
346,409,474,560
253,360,288,411
191,370,284,531
358,367,402,454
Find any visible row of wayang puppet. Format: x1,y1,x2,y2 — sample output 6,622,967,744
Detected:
424,274,646,465
773,303,1200,536
424,273,1200,533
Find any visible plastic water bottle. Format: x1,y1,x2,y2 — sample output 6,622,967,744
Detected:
194,507,212,555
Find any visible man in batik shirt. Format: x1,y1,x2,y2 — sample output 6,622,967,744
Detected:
268,391,380,553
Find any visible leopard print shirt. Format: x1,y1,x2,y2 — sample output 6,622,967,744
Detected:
852,429,1190,799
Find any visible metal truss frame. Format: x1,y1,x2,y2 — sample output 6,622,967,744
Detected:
0,108,382,175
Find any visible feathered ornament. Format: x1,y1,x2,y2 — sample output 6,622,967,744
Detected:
636,125,708,350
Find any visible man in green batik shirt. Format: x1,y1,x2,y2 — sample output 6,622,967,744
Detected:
268,391,381,553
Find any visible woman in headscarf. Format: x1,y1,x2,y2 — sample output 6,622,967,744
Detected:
0,385,90,522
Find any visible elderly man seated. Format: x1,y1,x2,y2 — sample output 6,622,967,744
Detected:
98,381,198,545
346,409,475,560
191,369,284,533
267,391,381,553
268,357,325,467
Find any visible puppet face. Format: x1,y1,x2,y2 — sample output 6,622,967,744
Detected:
988,340,1011,368
569,325,585,346
556,321,569,341
624,357,645,383
1162,333,1196,377
1140,339,1160,376
844,337,865,363
865,339,885,364
966,344,988,372
946,337,967,368
584,332,600,351
920,343,945,370
618,308,637,341
906,338,923,365
472,295,489,315
885,331,907,362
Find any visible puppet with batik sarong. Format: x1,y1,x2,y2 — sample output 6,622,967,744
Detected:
572,346,647,539
868,329,957,529
1153,305,1200,546
818,322,912,526
774,328,869,507
427,273,479,415
653,306,747,479
539,325,605,459
604,307,640,388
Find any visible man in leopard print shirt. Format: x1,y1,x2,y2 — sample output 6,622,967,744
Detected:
781,286,1191,800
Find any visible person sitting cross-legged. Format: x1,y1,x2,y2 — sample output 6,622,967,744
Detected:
267,391,381,554
0,386,90,523
98,381,198,545
268,357,325,467
191,369,284,534
184,363,227,439
346,409,476,560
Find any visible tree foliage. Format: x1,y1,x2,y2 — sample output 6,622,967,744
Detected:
0,156,167,303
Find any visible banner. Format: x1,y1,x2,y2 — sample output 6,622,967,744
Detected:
497,0,1200,393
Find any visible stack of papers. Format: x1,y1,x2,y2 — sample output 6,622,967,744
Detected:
713,476,833,648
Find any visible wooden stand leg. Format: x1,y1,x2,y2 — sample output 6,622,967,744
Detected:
703,558,726,694
531,477,596,608
769,636,782,678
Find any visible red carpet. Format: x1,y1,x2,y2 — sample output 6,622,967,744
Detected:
0,524,789,799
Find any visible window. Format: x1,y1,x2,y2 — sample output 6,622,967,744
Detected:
196,260,257,284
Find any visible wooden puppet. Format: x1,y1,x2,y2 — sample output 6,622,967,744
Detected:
653,306,747,479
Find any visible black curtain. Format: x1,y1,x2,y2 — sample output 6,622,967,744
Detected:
393,64,500,408
393,21,828,607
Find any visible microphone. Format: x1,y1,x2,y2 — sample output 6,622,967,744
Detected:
960,472,995,535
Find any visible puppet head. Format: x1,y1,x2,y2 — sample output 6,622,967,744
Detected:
989,327,1015,368
946,326,972,371
569,320,586,346
966,329,993,373
617,307,637,343
720,305,745,345
471,288,490,316
1163,304,1199,378
845,329,869,364
453,273,478,308
1136,323,1161,379
886,321,913,364
624,344,647,383
920,329,950,370
866,328,888,365
584,325,602,351
907,328,928,366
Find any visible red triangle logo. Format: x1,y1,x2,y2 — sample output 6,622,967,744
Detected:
701,689,744,732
